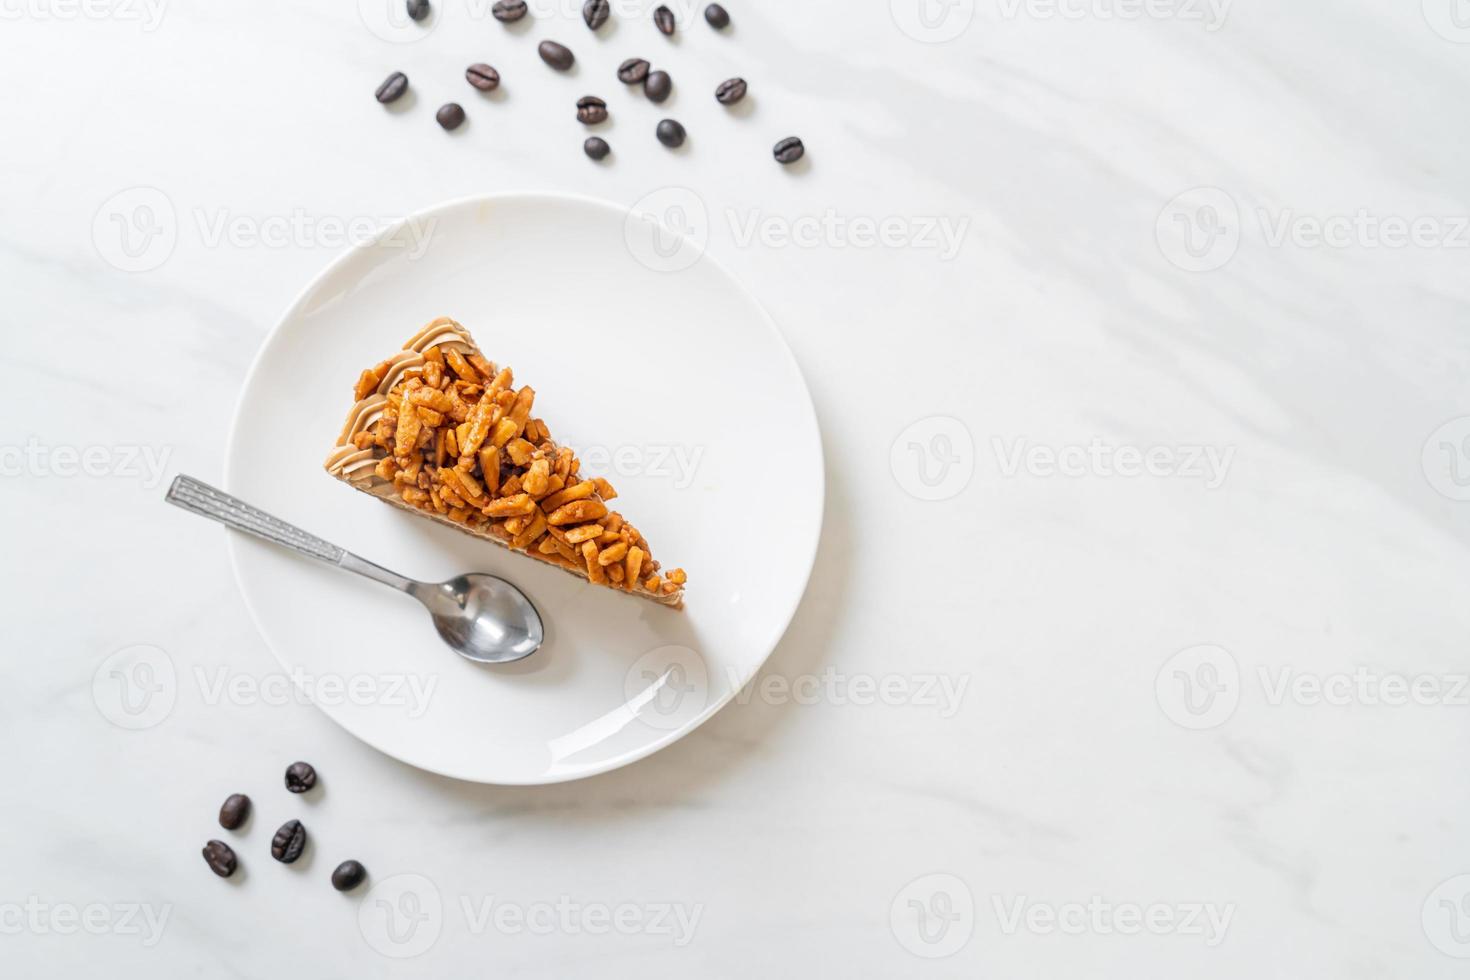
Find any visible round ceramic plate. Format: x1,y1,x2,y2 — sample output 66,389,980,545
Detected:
224,192,823,784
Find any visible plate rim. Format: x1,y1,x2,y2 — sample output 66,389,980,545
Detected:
221,189,826,785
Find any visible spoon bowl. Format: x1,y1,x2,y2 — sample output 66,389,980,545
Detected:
417,574,544,664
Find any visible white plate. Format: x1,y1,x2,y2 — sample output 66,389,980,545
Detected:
224,192,823,784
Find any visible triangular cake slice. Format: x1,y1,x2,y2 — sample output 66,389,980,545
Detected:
324,317,686,607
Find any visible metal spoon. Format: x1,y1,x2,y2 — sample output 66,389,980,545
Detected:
165,475,544,664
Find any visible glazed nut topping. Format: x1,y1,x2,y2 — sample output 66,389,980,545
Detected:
349,346,685,597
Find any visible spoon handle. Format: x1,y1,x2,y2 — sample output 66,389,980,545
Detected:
164,475,416,593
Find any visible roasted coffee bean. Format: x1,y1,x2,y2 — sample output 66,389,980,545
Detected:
406,0,430,21
617,57,650,84
492,0,527,21
375,71,409,104
582,0,609,29
773,135,804,164
466,63,500,91
704,3,729,28
436,103,466,130
271,819,307,864
584,136,611,160
202,840,237,878
715,77,746,105
284,761,318,793
644,69,671,103
576,95,608,124
656,118,686,147
653,4,675,34
332,860,368,892
538,40,575,70
218,793,251,830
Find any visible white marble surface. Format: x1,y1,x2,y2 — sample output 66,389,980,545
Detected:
3,0,1470,975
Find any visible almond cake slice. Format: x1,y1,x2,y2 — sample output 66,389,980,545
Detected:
323,317,686,607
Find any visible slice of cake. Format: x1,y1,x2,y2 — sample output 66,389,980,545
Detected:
324,317,686,607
